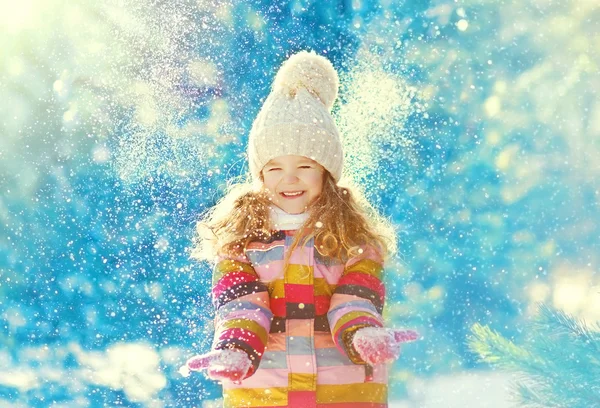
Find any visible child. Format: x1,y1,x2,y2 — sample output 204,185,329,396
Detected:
182,51,419,407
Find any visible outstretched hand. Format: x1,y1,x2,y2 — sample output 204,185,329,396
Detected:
352,327,420,366
179,349,252,384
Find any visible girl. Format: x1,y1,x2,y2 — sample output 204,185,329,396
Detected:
182,51,418,407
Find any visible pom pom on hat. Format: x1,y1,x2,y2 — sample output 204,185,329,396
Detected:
273,50,339,111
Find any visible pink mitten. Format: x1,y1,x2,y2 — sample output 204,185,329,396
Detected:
352,327,420,366
179,349,252,384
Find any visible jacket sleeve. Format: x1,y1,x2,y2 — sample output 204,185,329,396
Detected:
327,245,385,364
211,254,273,377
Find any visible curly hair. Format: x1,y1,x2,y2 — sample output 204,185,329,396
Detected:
191,172,397,264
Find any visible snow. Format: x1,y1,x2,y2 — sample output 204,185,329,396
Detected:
391,371,517,408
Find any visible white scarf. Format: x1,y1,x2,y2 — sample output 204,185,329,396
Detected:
269,206,309,231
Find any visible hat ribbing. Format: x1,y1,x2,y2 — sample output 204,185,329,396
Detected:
248,51,343,181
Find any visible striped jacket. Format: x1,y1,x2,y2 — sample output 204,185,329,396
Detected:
211,228,388,407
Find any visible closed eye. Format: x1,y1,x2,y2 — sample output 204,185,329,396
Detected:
299,165,312,169
267,167,281,171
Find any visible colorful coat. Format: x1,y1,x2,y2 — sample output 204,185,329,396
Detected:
211,229,388,407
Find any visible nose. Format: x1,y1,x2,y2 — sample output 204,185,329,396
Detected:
282,170,299,183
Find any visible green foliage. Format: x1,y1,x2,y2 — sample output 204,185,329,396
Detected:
468,304,600,408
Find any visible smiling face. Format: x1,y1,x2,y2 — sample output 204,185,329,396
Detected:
261,155,325,214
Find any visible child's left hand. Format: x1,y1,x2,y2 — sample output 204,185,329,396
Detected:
352,327,420,366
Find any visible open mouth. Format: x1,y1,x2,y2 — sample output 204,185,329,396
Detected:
279,191,305,199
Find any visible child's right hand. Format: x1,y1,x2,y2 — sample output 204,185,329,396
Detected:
179,349,252,384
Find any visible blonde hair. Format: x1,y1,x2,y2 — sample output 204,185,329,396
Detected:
191,172,397,264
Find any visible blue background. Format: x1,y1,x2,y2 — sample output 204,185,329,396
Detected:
1,0,598,406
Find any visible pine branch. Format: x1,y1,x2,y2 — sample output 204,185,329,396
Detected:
468,304,600,408
534,303,600,354
531,304,600,399
513,380,564,408
468,323,545,372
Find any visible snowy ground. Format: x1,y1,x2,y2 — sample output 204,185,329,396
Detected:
391,371,516,408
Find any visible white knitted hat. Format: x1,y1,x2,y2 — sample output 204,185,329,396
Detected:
247,51,343,182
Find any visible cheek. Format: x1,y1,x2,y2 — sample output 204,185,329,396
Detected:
316,181,324,195
307,173,324,194
261,173,277,190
